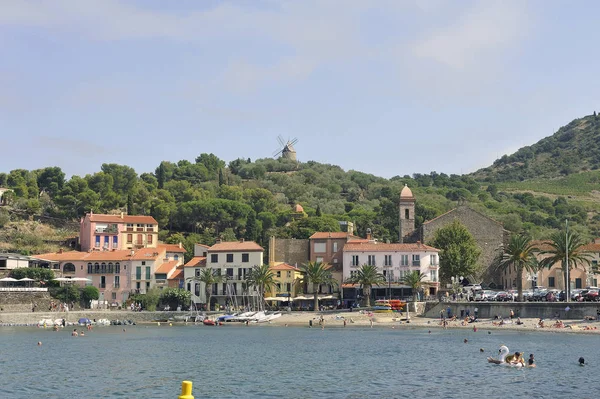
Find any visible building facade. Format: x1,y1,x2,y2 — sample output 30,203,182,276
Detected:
79,212,158,252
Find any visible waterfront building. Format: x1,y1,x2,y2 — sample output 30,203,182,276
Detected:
342,239,440,305
79,212,158,252
267,263,301,299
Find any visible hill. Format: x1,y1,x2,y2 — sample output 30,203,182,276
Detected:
1,134,600,256
472,113,600,182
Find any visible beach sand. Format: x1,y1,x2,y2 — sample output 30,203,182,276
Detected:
267,311,600,334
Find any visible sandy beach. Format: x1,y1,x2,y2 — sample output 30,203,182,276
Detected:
267,311,600,334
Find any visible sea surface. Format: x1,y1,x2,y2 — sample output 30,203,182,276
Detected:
0,323,597,398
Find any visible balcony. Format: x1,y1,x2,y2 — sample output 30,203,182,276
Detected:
95,226,118,234
114,284,120,289
412,261,421,267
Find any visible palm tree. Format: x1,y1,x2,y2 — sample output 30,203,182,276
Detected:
495,234,538,302
246,264,275,302
539,229,592,301
345,264,386,307
186,268,224,311
402,270,427,302
297,261,338,312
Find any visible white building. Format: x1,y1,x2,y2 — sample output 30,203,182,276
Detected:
184,240,264,310
342,241,440,302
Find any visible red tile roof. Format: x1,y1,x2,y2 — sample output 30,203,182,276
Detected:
158,243,187,253
155,260,179,274
270,263,300,271
35,251,88,261
184,257,206,268
169,269,184,280
581,243,600,252
344,242,439,252
309,232,351,239
209,241,263,252
130,248,165,260
88,213,157,225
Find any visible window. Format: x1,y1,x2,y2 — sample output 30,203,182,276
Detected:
226,254,234,263
174,254,179,261
108,262,113,273
194,283,200,296
287,271,291,278
114,275,120,288
430,270,437,282
146,282,150,290
95,236,100,247
412,254,420,267
147,234,153,244
430,254,437,266
137,234,143,245
136,282,141,290
277,271,281,277
367,255,376,266
575,278,582,289
242,253,249,262
94,262,100,273
195,269,201,277
592,260,599,273
147,224,154,231
405,209,410,219
286,283,291,292
104,236,109,247
101,262,106,273
113,235,118,248
351,255,359,266
384,255,392,266
211,254,218,263
400,255,409,266
136,267,141,280
226,268,234,277
127,234,133,244
111,292,117,300
548,277,555,287
141,261,146,266
146,267,151,280
63,263,75,273
87,263,92,273
126,223,134,232
136,224,144,231
333,242,338,252
276,283,282,292
100,276,106,289
314,242,326,253
115,262,120,274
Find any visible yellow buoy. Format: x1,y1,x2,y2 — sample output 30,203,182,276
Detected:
178,380,194,399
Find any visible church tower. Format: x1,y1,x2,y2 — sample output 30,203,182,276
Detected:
399,184,415,243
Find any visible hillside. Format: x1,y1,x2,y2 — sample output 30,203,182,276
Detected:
1,127,600,256
472,113,600,182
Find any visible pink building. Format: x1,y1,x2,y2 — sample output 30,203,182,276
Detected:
79,212,158,252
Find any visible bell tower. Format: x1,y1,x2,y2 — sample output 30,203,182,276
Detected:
399,184,415,243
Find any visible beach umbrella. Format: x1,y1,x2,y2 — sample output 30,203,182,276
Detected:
0,277,18,281
18,278,35,281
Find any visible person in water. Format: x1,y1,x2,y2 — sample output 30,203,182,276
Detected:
528,354,536,367
71,329,78,337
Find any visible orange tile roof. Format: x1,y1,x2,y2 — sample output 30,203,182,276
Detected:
581,243,600,252
155,260,179,274
84,250,137,261
270,263,300,271
35,251,89,261
169,269,184,280
130,248,165,260
88,213,157,225
184,257,206,267
158,243,187,253
344,242,439,252
309,232,351,239
209,241,263,252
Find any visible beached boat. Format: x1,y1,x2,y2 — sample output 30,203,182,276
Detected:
372,300,393,313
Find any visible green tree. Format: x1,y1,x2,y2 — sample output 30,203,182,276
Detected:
345,264,385,307
244,211,261,242
288,216,340,239
315,205,322,217
402,270,427,301
195,153,225,178
160,288,192,309
297,261,338,311
9,267,55,282
539,228,592,300
81,286,100,307
246,264,275,300
428,219,482,284
495,234,538,301
186,268,225,311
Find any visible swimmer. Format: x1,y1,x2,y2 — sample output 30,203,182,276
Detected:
579,357,585,366
79,330,85,337
473,326,477,332
464,338,468,343
527,353,536,368
37,341,42,346
488,331,491,334
122,328,126,332
480,348,484,353
72,329,78,337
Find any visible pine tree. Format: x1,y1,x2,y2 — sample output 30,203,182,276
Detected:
316,205,322,217
218,168,224,186
127,193,133,215
157,163,165,189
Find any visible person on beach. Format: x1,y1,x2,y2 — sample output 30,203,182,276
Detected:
370,319,373,328
510,309,514,320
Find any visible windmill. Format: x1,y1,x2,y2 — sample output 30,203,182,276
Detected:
273,135,298,161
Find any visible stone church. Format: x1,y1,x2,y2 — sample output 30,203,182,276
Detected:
399,185,509,288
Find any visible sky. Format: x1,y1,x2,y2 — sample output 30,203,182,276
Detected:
1,0,600,179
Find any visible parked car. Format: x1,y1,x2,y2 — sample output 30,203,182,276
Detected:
583,289,600,301
544,289,560,302
531,289,548,301
522,290,534,301
474,290,496,301
570,289,584,301
495,291,514,302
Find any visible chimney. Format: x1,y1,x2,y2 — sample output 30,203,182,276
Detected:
120,212,124,219
366,228,372,241
216,239,222,244
240,238,245,243
417,240,421,247
179,242,182,249
130,250,135,257
58,248,63,254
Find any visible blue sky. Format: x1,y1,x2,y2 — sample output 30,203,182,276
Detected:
1,0,599,179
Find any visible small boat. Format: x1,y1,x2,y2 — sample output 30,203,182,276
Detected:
217,315,236,323
203,319,216,326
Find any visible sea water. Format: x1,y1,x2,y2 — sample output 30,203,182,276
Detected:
0,324,597,398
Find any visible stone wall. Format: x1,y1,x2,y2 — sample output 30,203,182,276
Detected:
419,206,509,287
0,291,54,312
271,238,309,267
